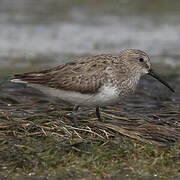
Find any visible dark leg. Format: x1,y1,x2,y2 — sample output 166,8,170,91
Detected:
96,106,103,122
72,105,79,126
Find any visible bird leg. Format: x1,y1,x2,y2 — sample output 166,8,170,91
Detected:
72,105,79,126
96,106,103,122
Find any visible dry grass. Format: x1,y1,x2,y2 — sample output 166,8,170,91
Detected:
0,87,180,179
0,104,179,145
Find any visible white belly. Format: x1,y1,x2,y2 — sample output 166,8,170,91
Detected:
27,83,120,107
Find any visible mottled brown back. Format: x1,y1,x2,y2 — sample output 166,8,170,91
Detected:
14,54,126,94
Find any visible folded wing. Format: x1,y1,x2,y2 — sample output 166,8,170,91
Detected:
12,56,113,94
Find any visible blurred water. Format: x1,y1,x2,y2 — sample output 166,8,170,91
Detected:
0,2,180,179
0,0,180,78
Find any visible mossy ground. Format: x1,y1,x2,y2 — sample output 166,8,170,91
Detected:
0,75,180,180
1,135,180,180
0,104,180,180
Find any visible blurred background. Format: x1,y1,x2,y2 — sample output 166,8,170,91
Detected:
1,1,180,179
0,0,180,79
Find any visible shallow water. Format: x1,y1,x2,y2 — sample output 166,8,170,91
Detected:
0,0,180,79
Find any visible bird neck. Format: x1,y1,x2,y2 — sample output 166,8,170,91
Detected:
116,70,141,96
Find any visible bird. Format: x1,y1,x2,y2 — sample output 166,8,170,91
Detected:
11,49,175,126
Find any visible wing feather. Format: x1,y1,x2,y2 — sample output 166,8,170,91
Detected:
12,55,115,94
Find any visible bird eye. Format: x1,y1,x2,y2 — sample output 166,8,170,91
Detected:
139,58,144,62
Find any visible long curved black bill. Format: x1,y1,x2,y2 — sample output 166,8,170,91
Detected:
148,69,175,93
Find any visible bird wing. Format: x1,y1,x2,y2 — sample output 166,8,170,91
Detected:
13,55,113,94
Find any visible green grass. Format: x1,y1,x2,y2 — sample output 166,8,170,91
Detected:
0,108,180,180
1,136,180,179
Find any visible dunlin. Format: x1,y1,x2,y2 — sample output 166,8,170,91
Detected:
11,49,174,125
